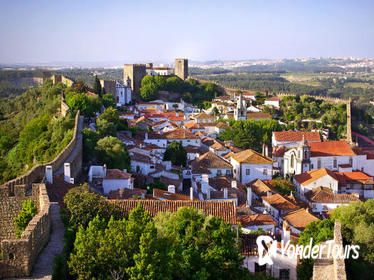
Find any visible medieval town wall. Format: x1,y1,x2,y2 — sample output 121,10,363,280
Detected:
0,183,51,278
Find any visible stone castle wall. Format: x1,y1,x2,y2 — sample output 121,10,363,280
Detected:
0,110,82,190
123,64,146,95
0,183,51,278
60,95,70,117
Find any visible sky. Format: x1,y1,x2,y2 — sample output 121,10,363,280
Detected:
0,0,373,64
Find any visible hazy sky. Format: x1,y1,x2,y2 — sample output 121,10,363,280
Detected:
0,0,373,64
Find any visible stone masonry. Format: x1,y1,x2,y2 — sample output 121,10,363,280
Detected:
0,184,51,278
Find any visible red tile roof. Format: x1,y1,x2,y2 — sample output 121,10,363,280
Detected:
281,209,320,231
305,186,361,204
105,169,132,180
294,169,338,186
191,151,232,173
164,128,199,139
273,130,321,142
262,193,299,211
231,149,272,164
108,187,147,199
309,140,355,157
240,214,276,227
110,200,237,224
246,112,272,119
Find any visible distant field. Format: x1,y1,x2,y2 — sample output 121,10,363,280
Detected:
280,72,330,86
344,82,374,89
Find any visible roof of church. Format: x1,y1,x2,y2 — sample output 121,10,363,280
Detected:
309,140,355,157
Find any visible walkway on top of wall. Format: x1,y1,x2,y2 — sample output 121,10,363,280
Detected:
6,202,65,280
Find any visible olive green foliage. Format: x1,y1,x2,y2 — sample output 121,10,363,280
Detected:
219,119,284,152
102,93,116,108
93,75,102,96
154,207,244,279
139,76,221,104
0,82,75,184
297,219,334,280
269,179,296,196
82,128,99,162
96,107,120,137
64,185,122,230
15,198,37,238
330,199,374,263
95,136,131,171
142,178,167,194
68,204,245,280
163,141,187,166
279,95,347,139
65,90,101,117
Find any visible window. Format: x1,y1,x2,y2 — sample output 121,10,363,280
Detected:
226,170,231,175
304,150,308,159
263,168,267,175
279,269,290,280
317,158,321,169
255,263,266,273
150,166,155,169
333,157,337,169
290,154,295,168
349,157,353,166
217,170,222,176
246,169,250,175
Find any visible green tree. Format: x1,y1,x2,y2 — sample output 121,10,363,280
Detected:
154,207,244,279
82,128,99,162
163,141,187,166
15,198,37,238
93,75,102,96
96,107,120,136
140,83,158,101
64,185,122,230
95,136,131,170
102,93,116,108
154,76,166,90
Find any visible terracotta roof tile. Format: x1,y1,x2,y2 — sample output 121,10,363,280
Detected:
231,149,272,164
281,208,320,231
305,186,360,204
247,179,276,197
110,199,237,224
294,169,338,186
105,169,132,179
108,187,147,199
192,112,216,120
191,152,232,173
246,112,272,119
163,127,199,139
309,140,355,157
262,193,299,211
273,130,321,142
240,214,276,227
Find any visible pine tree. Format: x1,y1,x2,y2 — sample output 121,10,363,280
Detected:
93,75,102,96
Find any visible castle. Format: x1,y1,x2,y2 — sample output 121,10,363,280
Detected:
123,58,189,97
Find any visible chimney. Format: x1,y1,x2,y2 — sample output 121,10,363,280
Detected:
103,164,107,177
247,187,252,206
202,174,209,183
145,132,148,140
190,187,194,201
64,163,71,183
231,180,238,189
282,221,291,243
206,188,211,200
123,169,127,173
70,178,75,184
224,188,228,199
168,185,176,193
46,165,53,184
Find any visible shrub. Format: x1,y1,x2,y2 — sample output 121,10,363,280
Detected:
15,198,37,238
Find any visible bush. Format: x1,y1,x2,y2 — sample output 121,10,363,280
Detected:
15,198,37,238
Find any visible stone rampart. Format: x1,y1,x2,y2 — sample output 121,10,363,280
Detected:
0,110,81,190
0,183,51,278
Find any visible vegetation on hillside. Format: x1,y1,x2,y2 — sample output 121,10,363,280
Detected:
0,81,75,184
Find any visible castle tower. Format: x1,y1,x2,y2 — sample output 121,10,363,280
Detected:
123,64,146,95
174,58,188,80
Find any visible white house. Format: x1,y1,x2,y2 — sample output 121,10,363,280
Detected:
191,112,217,124
88,165,133,195
230,149,273,184
144,128,201,148
264,97,280,108
146,66,173,76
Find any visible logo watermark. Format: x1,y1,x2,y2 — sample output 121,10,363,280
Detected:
256,235,360,266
